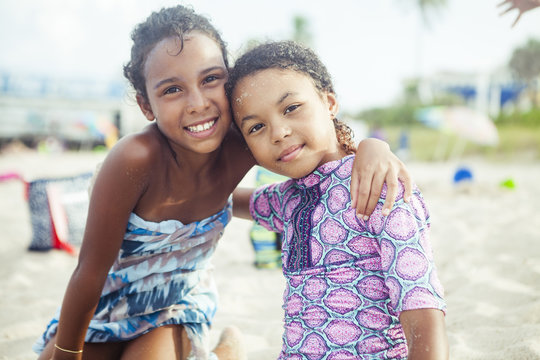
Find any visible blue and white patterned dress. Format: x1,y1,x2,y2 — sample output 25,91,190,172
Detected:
33,200,232,359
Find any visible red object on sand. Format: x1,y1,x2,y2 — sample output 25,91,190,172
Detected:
47,184,77,255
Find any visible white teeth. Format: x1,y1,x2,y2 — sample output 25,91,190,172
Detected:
187,120,215,133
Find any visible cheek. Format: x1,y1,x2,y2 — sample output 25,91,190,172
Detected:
312,120,336,142
245,139,268,162
208,85,229,110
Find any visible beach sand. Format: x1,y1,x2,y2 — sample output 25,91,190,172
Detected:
0,149,539,359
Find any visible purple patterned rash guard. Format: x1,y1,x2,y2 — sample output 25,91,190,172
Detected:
249,155,446,359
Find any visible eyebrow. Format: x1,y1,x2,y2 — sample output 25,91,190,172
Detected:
154,77,179,90
239,91,296,123
153,65,226,90
277,91,293,105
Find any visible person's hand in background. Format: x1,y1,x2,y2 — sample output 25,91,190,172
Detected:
498,0,540,26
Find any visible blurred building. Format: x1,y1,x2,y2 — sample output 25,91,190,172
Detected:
0,72,147,148
417,68,529,116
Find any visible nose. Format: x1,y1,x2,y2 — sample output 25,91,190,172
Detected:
186,88,209,114
271,121,291,144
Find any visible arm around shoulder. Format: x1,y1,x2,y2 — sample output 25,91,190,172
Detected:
399,308,449,360
233,187,254,220
351,137,413,218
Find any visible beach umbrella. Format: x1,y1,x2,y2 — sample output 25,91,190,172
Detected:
416,106,499,146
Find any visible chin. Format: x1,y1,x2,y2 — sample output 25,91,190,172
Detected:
265,164,309,179
192,139,224,154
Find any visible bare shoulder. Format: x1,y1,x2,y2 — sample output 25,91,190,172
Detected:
93,124,164,194
105,124,161,168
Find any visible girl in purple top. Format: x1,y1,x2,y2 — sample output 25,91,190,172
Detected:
228,41,448,359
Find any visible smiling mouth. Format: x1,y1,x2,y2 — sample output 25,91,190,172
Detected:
186,119,216,133
278,144,303,162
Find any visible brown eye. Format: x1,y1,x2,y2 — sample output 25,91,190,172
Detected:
164,86,181,95
249,123,264,134
203,75,218,84
284,104,300,114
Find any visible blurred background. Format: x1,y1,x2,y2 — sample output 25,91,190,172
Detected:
1,2,540,359
0,0,539,159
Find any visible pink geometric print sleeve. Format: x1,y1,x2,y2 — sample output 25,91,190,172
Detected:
248,180,296,234
367,185,446,315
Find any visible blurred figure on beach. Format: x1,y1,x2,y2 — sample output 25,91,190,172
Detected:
396,129,411,161
369,124,387,142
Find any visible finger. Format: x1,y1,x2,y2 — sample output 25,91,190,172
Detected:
512,12,523,26
399,171,413,203
354,170,374,219
497,0,510,8
350,161,359,209
499,5,514,16
365,170,386,217
382,174,399,217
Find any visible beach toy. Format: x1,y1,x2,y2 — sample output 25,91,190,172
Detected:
453,166,473,184
26,173,93,254
499,178,516,190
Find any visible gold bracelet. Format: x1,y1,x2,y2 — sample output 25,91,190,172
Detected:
54,343,83,354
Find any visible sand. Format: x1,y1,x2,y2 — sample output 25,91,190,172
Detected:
0,149,539,359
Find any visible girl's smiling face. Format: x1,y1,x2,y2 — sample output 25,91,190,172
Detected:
232,68,346,179
138,32,231,155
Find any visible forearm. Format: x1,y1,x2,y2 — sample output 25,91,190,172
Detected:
408,338,448,360
400,309,448,360
53,267,107,358
232,187,254,220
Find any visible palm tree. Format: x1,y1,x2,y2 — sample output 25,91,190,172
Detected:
292,15,313,47
413,0,448,28
509,38,540,106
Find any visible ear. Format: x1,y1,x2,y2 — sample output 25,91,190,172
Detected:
325,92,339,118
136,94,156,121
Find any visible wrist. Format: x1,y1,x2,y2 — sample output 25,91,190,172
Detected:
53,343,83,360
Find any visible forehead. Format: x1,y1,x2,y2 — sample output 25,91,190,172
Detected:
237,68,306,87
143,32,225,80
232,69,314,106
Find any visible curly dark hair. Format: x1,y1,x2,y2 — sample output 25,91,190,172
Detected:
226,40,355,155
123,5,228,102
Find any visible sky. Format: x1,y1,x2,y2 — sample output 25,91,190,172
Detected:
1,0,540,112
